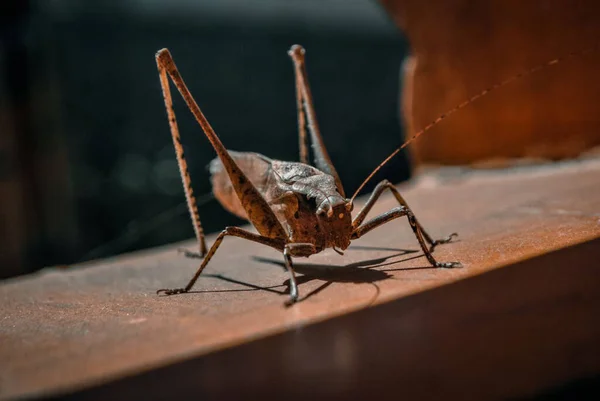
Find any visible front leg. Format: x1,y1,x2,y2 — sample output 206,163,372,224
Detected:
157,227,285,295
283,243,317,305
352,179,457,251
352,206,461,268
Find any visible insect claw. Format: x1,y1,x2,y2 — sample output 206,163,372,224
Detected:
431,232,459,249
435,261,462,269
283,277,300,307
177,248,204,259
156,288,187,296
284,293,299,307
440,232,459,243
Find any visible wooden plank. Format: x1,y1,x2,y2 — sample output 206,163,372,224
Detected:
1,157,599,400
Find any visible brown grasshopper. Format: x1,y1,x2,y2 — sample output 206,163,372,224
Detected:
155,44,592,304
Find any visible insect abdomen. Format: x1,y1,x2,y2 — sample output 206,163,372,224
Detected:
209,151,273,220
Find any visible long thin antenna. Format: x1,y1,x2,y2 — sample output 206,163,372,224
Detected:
350,45,597,202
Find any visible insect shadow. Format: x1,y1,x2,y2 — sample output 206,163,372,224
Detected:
189,247,436,304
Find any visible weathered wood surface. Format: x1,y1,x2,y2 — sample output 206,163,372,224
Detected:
1,158,600,400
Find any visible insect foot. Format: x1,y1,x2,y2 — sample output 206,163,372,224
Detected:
177,248,205,259
156,288,188,296
282,245,301,307
284,291,299,308
430,232,459,251
435,261,463,268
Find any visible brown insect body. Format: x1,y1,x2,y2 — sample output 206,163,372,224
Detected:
154,44,462,304
210,151,352,254
153,42,586,304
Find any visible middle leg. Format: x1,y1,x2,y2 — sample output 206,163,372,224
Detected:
352,206,461,268
352,179,457,251
283,242,317,305
157,226,285,296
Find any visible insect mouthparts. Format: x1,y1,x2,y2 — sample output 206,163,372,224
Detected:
317,203,334,218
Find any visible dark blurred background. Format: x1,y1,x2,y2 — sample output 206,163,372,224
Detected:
0,0,411,278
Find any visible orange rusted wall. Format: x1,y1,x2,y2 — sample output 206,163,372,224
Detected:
381,0,600,164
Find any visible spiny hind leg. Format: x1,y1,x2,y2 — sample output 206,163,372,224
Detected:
352,179,457,251
156,50,207,256
157,227,285,295
156,48,287,242
291,47,309,166
288,45,345,197
352,206,461,268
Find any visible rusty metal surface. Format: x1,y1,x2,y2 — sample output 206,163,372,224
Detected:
58,237,600,401
1,158,600,399
380,0,600,164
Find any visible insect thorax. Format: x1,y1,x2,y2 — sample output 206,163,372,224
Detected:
210,152,352,250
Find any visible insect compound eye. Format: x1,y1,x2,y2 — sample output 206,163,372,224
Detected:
338,213,344,219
